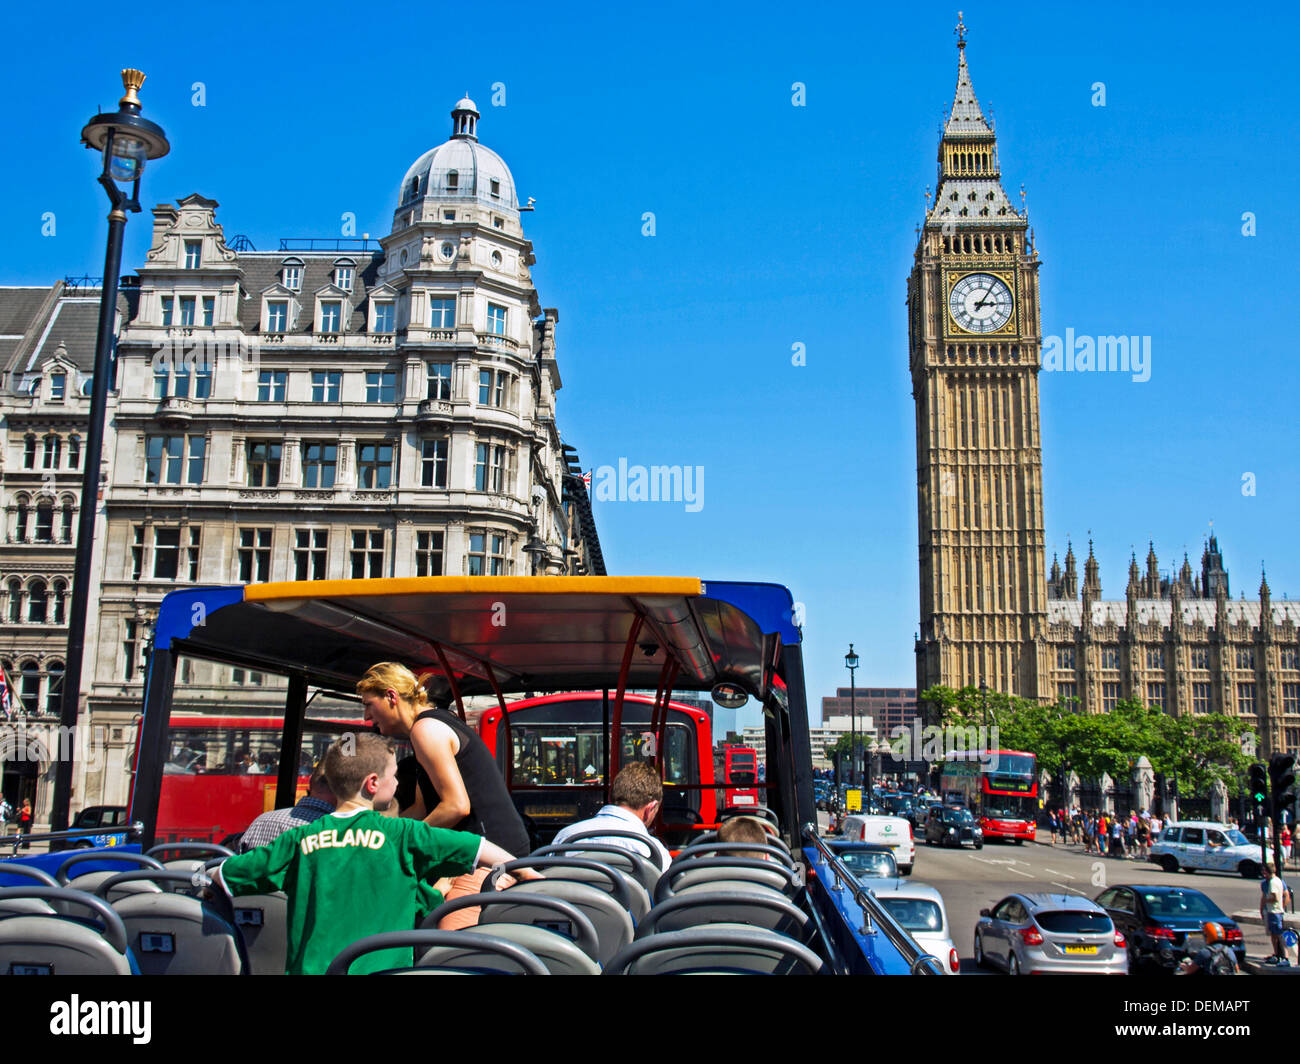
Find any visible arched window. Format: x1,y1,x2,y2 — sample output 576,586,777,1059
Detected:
27,580,47,623
446,170,459,191
60,500,74,543
44,662,64,715
19,660,40,714
42,435,61,470
15,498,29,542
23,435,36,470
34,500,53,543
68,435,81,469
52,580,67,625
6,579,21,623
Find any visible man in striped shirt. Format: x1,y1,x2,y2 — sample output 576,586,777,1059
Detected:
239,760,336,851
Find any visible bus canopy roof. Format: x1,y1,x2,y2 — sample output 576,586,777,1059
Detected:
153,577,799,705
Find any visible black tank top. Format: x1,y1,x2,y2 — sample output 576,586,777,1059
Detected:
394,708,529,855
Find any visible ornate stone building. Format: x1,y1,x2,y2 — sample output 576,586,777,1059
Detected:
910,21,1048,701
910,25,1300,758
1,96,604,826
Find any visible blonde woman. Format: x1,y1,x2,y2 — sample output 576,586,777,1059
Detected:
357,663,530,928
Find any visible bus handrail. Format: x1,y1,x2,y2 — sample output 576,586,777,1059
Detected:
801,823,945,975
3,822,144,856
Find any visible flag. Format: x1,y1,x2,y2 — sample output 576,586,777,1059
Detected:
581,469,592,491
0,663,12,719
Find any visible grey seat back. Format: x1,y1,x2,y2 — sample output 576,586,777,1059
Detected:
604,925,825,975
532,842,662,895
656,858,797,903
56,851,166,912
488,880,633,966
0,864,59,915
637,886,809,937
423,891,602,970
326,930,549,975
100,871,246,975
524,861,650,922
230,892,288,975
0,887,132,975
420,924,599,975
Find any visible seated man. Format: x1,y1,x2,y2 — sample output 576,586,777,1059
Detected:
1177,921,1239,976
214,732,537,975
552,761,672,871
238,759,336,851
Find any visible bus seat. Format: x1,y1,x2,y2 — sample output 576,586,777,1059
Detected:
541,828,665,874
692,830,792,856
56,851,166,909
0,864,59,915
531,842,662,896
603,926,826,975
0,887,133,975
674,841,795,870
655,857,798,904
483,873,634,966
147,842,234,878
517,856,650,922
421,893,600,974
96,871,247,976
636,887,809,938
229,891,288,975
326,929,550,975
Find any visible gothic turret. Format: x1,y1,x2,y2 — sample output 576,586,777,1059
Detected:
1063,542,1079,599
1202,534,1230,599
1083,539,1102,599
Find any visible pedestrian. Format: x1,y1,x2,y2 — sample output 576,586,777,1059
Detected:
1110,815,1123,858
1136,813,1150,859
1049,809,1058,843
1282,824,1293,865
17,797,31,849
1176,922,1240,976
1260,860,1293,965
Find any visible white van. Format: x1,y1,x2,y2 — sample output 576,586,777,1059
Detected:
1149,820,1263,878
839,814,915,875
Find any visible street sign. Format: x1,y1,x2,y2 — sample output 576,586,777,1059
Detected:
846,788,862,813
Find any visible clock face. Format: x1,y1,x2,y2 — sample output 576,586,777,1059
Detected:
948,273,1014,333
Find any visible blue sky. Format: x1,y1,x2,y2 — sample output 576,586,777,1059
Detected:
2,1,1295,729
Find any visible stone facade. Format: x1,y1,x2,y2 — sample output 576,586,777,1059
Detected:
0,97,603,827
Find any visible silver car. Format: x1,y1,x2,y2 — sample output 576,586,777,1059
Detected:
974,892,1128,975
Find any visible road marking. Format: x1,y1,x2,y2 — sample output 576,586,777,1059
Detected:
1006,866,1036,878
971,856,1017,866
1051,881,1086,895
1043,868,1075,879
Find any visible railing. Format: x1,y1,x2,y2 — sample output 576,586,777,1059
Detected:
801,823,946,975
3,821,143,857
278,238,379,252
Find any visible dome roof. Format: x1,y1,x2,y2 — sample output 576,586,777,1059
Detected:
396,98,517,212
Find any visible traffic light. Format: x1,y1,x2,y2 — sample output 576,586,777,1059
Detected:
1270,753,1296,820
1249,763,1269,809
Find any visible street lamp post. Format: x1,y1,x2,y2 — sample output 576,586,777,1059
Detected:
51,71,168,832
845,644,859,791
980,679,989,732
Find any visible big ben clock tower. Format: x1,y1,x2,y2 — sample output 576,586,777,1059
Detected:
911,15,1049,703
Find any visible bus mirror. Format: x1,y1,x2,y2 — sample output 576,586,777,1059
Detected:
711,683,747,710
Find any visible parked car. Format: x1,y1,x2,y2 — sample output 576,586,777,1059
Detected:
974,892,1128,975
871,879,959,974
825,841,899,880
1150,821,1262,878
838,814,914,875
925,804,984,849
1094,884,1245,972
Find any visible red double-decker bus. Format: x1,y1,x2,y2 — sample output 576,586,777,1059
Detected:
477,691,717,848
716,744,760,811
938,749,1038,843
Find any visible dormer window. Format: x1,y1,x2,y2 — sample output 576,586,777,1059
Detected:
490,178,500,199
406,176,421,202
321,302,342,333
50,373,66,401
267,301,289,332
184,241,202,269
373,302,395,334
281,260,303,290
334,267,353,291
447,171,459,191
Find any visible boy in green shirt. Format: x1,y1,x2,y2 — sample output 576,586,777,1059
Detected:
215,732,535,974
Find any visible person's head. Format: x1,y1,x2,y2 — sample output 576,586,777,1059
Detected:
308,759,336,806
356,662,430,737
610,761,662,825
1202,921,1225,945
324,733,397,809
717,816,771,859
1263,860,1274,877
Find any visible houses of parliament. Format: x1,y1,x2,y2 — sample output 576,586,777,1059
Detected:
909,20,1300,759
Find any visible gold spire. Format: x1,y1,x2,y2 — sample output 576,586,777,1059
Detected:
119,68,146,109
